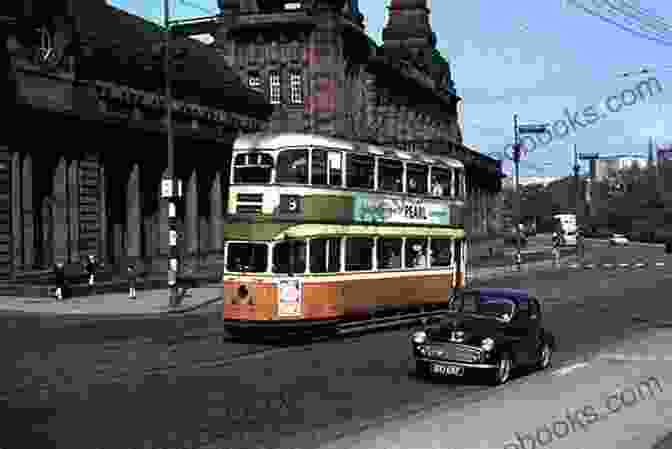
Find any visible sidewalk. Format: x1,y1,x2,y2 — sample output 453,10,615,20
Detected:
0,247,561,317
0,285,223,316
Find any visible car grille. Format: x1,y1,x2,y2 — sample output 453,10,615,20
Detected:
422,344,482,363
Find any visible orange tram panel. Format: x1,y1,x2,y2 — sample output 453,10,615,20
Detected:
222,270,465,328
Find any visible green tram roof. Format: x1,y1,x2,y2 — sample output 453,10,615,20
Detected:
223,222,465,241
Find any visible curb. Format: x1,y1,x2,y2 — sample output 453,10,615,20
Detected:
585,238,665,248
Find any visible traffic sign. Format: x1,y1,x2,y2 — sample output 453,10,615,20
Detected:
518,124,549,134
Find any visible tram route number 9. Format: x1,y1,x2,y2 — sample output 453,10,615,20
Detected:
280,195,303,214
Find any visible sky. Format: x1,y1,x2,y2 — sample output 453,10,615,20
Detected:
107,0,672,177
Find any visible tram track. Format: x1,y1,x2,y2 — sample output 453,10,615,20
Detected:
1,309,449,400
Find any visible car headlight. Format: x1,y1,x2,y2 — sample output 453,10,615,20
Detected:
481,337,495,351
412,331,427,344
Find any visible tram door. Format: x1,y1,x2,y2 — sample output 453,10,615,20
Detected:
0,150,11,278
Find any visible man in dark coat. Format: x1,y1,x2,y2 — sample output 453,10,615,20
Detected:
85,255,97,293
127,264,137,300
54,262,65,300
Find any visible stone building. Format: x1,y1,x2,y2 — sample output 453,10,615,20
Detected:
180,0,504,256
1,0,271,279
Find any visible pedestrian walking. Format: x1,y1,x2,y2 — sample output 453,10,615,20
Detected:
552,232,561,266
85,255,97,293
54,262,65,300
127,264,137,299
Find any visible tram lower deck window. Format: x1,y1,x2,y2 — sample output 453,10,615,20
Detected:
226,243,268,272
406,238,428,269
431,239,453,267
309,238,341,273
346,238,373,271
272,240,307,274
378,238,402,269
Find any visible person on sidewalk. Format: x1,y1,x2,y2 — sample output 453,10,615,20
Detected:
54,262,65,300
127,264,137,300
85,255,97,294
552,232,561,266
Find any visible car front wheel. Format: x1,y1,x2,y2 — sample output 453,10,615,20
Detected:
491,353,513,385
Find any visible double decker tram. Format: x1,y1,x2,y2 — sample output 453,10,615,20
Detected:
222,132,468,334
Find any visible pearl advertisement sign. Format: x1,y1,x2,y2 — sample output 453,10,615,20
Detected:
352,192,451,225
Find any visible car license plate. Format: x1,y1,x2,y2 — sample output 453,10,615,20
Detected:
431,363,464,376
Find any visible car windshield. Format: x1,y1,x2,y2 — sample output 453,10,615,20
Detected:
450,292,516,321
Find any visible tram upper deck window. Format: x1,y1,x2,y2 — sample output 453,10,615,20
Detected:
276,149,309,184
272,240,307,274
431,167,452,197
233,153,273,184
347,154,374,190
454,168,463,197
311,149,342,186
407,164,428,194
310,238,341,273
378,159,403,193
226,242,268,272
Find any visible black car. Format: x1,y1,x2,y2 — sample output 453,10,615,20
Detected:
411,288,556,385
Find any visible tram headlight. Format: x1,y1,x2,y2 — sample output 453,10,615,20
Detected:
481,337,495,352
412,331,427,344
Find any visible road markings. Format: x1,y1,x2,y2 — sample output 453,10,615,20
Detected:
635,263,646,267
656,262,665,267
619,263,629,267
598,353,672,362
552,362,590,376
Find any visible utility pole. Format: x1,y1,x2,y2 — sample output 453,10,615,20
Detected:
162,0,180,306
573,144,583,260
513,114,522,269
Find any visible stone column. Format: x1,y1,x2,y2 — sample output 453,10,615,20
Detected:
52,157,68,265
68,160,79,263
11,152,22,269
143,218,153,259
41,197,52,266
113,223,123,265
126,164,141,261
22,155,34,268
210,172,223,254
99,165,108,263
186,170,198,256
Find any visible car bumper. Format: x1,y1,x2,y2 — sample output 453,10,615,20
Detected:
415,357,498,369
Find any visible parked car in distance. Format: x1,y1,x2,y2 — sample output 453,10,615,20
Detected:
609,234,630,246
411,288,555,385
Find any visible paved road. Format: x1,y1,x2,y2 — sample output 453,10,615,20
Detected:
2,242,671,449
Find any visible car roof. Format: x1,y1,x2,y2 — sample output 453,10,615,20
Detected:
464,288,530,300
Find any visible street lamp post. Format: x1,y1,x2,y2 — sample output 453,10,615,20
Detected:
514,119,550,269
513,114,522,270
162,0,181,306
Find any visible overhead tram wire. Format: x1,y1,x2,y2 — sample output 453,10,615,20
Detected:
598,0,672,40
567,0,672,47
616,0,672,33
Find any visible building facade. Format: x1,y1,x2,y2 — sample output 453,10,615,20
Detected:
183,0,503,252
1,0,271,278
